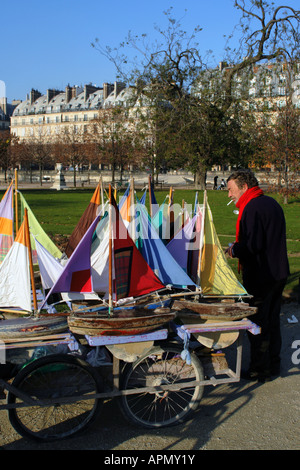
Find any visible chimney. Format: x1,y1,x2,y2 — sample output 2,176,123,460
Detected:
65,85,73,103
103,82,114,100
30,89,42,104
71,86,77,98
84,84,100,101
47,89,61,104
114,81,126,98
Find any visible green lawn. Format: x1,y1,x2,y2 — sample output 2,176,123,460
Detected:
3,187,300,300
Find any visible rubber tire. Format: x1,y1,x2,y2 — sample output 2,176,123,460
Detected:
119,343,204,428
8,354,103,442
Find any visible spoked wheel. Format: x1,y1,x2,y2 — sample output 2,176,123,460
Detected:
8,354,103,442
119,343,204,428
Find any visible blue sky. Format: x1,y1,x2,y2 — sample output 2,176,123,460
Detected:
1,0,299,102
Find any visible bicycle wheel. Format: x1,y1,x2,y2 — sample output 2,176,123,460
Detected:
8,354,103,442
119,343,204,428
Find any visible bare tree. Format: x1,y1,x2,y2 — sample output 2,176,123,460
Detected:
92,2,300,188
53,127,89,187
222,0,300,109
89,106,138,183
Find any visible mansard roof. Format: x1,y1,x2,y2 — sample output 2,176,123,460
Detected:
12,85,106,116
12,80,172,117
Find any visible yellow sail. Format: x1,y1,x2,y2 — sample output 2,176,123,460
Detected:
200,200,248,296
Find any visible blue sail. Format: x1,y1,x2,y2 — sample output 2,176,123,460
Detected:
166,214,197,272
135,203,196,289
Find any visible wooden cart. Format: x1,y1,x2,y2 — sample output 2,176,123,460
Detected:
0,317,260,442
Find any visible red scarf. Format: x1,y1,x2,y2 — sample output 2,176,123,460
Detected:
235,186,264,242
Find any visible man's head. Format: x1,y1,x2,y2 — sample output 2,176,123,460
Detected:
227,169,259,205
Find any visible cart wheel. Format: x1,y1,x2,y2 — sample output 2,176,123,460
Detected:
119,343,204,428
7,354,103,442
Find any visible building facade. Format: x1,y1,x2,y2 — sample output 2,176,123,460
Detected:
0,97,19,131
193,61,300,108
10,82,132,142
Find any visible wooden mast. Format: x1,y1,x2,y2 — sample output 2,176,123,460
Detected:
14,168,19,233
168,187,174,240
148,174,153,218
130,176,135,242
108,184,113,315
100,175,104,209
24,208,37,312
196,190,207,291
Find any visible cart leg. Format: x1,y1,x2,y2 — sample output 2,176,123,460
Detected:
235,332,244,380
113,356,120,391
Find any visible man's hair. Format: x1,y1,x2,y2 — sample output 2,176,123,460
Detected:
227,169,259,189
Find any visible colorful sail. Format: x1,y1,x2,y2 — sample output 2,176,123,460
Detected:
200,199,248,296
36,231,105,306
0,182,14,262
139,188,147,205
135,202,196,289
119,183,132,224
151,197,183,244
111,193,165,300
35,237,64,291
65,182,102,258
41,214,102,307
0,219,31,312
40,195,165,311
19,191,62,263
148,175,158,217
166,214,198,272
151,197,167,239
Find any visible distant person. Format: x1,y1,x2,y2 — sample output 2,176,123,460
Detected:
226,169,289,383
220,178,226,189
213,175,218,189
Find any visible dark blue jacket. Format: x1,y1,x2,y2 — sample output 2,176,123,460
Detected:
233,195,289,293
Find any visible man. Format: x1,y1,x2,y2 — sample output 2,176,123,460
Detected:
226,169,289,382
213,175,218,190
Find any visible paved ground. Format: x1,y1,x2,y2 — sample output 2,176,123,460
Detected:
0,301,299,451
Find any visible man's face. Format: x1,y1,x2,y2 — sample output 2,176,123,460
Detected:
227,179,248,205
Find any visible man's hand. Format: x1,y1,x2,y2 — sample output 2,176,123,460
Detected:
225,243,235,258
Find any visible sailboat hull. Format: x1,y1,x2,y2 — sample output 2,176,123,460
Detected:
172,300,257,321
67,307,176,336
0,316,68,340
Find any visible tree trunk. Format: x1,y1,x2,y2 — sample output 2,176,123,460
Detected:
194,167,206,190
39,164,43,187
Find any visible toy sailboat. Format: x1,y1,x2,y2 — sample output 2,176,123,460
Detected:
38,185,176,336
0,208,68,339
